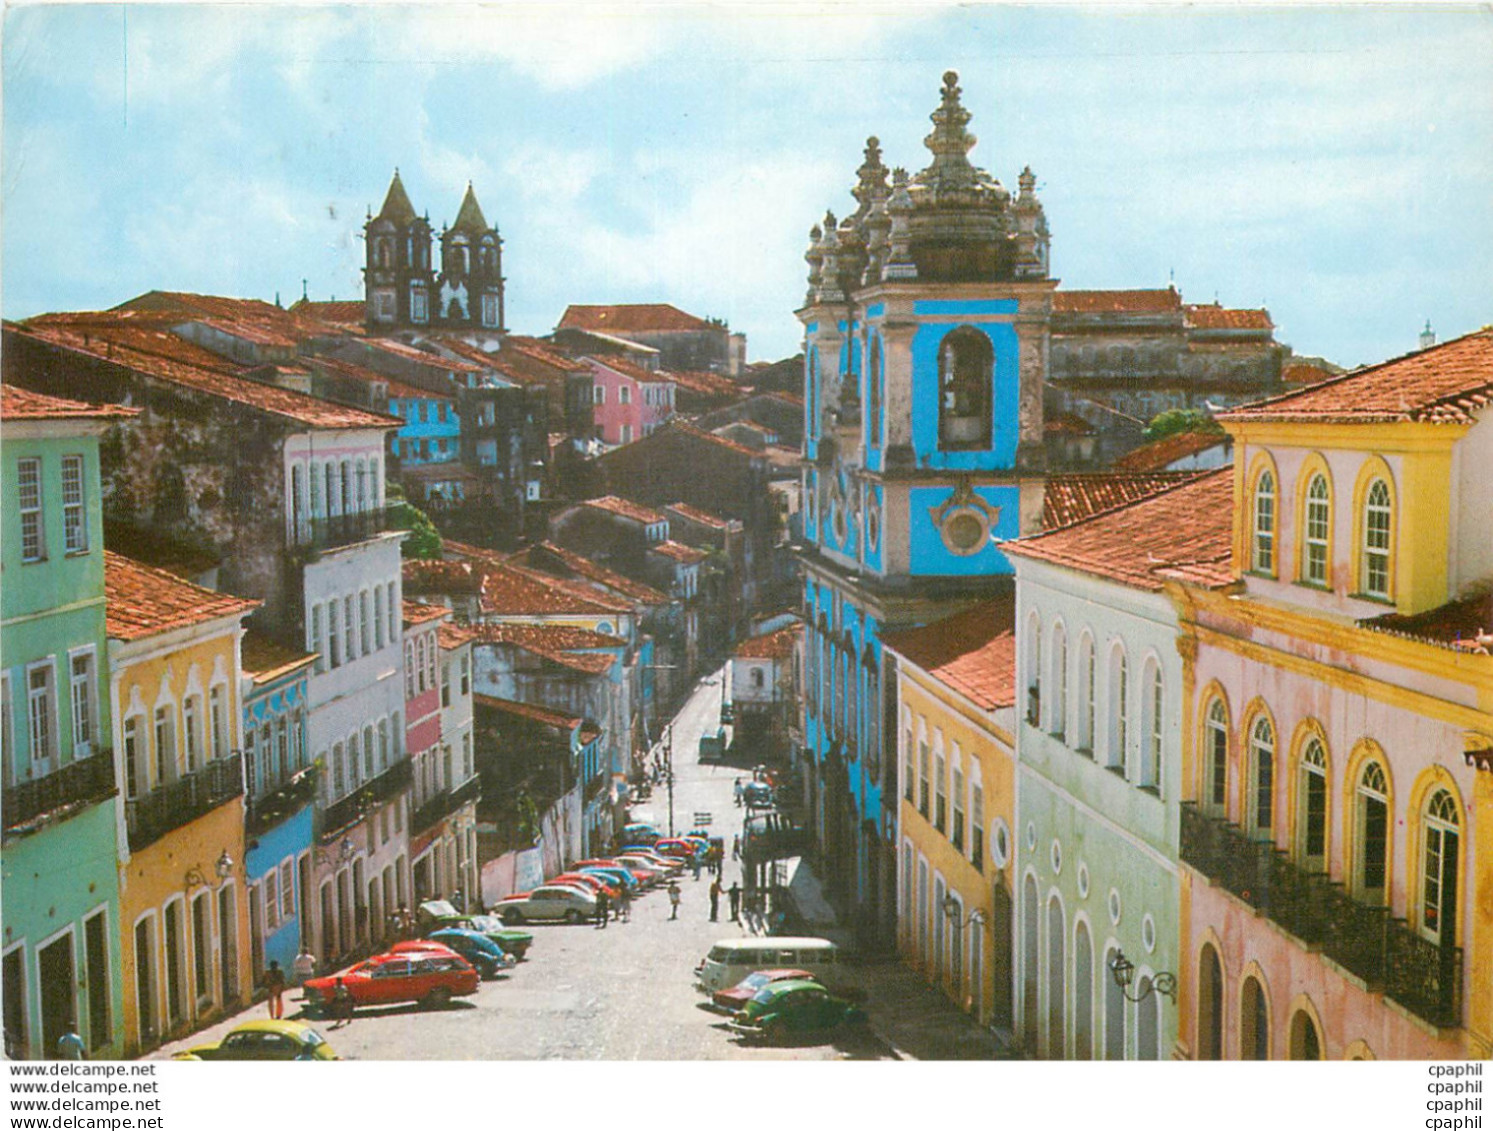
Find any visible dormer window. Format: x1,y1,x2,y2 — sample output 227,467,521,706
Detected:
938,327,993,449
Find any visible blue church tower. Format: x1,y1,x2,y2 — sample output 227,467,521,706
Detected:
797,72,1053,942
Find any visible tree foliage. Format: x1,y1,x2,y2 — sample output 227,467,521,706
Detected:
391,498,443,560
1143,407,1224,443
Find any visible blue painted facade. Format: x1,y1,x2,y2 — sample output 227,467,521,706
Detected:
245,805,313,978
389,395,461,465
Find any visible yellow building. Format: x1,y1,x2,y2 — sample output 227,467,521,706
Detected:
1172,329,1493,1060
884,596,1018,1032
105,553,259,1055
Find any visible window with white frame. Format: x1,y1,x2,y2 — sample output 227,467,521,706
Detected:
153,704,175,785
327,603,341,668
1252,469,1275,574
123,715,143,799
280,860,295,921
1303,473,1330,586
594,385,606,405
210,684,228,760
1106,647,1128,773
1248,715,1274,836
951,758,966,851
1421,789,1460,946
406,642,417,697
1205,698,1228,813
1050,623,1067,740
70,651,96,757
182,695,202,774
460,654,470,696
1297,737,1328,872
62,455,88,554
344,596,357,660
1077,633,1095,754
27,663,57,770
264,869,280,931
934,745,947,833
1362,478,1392,598
311,604,326,673
971,781,984,870
1025,613,1041,727
918,738,930,818
360,591,372,655
424,634,438,690
619,385,632,405
374,588,386,651
1142,661,1162,792
386,583,398,644
18,458,45,562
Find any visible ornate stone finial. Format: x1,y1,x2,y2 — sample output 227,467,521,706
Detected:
921,70,980,191
883,168,917,281
861,189,892,288
805,222,825,304
851,135,891,221
817,222,845,304
1019,165,1036,196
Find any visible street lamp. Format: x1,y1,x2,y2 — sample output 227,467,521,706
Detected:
940,894,987,930
1108,948,1177,1003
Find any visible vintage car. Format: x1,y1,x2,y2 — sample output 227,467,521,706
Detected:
551,872,621,899
493,885,598,924
574,859,647,888
416,900,534,960
392,932,514,979
742,781,774,809
709,969,816,1013
173,1020,338,1061
727,980,867,1044
303,952,480,1014
620,823,662,845
618,847,685,873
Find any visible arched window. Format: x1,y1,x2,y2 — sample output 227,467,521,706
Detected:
1137,980,1160,1060
1046,896,1065,1059
1248,715,1274,836
1077,634,1096,755
1298,738,1328,872
937,327,993,449
1204,699,1229,813
1355,761,1389,903
1073,920,1093,1060
1288,1009,1322,1060
1141,660,1163,792
1050,624,1068,740
1107,647,1128,773
867,335,883,449
1198,943,1223,1060
1421,789,1460,947
1025,613,1041,727
1302,473,1331,586
1241,975,1269,1060
1361,478,1392,598
1252,469,1276,574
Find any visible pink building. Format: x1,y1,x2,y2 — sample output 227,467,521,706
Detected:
402,601,448,902
585,357,675,446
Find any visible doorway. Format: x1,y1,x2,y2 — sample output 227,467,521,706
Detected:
38,934,75,1059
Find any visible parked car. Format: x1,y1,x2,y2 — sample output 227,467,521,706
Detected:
417,899,534,960
743,782,773,808
654,838,708,862
393,932,514,979
580,865,643,892
618,847,684,873
620,823,661,845
494,885,598,924
575,859,647,888
174,1020,338,1061
303,952,480,1015
720,700,735,724
613,854,673,883
709,969,816,1013
727,980,867,1044
551,872,620,899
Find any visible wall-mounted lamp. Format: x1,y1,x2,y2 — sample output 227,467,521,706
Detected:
940,894,987,931
214,850,234,879
338,836,356,863
185,849,236,891
1108,948,1177,1003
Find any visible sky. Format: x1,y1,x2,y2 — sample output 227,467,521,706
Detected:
3,2,1491,367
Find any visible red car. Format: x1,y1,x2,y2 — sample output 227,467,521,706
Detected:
574,858,653,886
711,969,816,1013
303,951,479,1015
551,872,620,899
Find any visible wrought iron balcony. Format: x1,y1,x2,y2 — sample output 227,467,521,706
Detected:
3,748,118,838
410,775,482,836
126,754,243,852
290,506,394,555
1180,803,1463,1029
245,766,319,838
317,757,413,843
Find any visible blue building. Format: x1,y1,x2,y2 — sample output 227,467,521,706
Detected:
388,384,461,468
796,72,1053,945
240,631,316,985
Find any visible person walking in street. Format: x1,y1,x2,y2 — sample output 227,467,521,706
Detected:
728,881,741,922
731,834,740,861
733,778,744,807
667,879,682,920
618,884,632,923
709,878,723,922
594,888,610,928
293,941,316,986
691,852,702,882
264,959,287,1019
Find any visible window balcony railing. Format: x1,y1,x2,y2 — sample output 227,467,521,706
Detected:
290,506,394,555
410,774,482,836
1181,803,1463,1029
126,754,243,853
317,757,412,843
3,748,118,837
245,766,319,838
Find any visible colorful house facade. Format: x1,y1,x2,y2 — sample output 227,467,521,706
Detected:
585,356,676,445
104,552,259,1055
1174,330,1493,1060
884,598,1018,1032
797,72,1053,941
1,386,135,1060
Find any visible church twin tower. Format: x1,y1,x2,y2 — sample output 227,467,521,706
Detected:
363,170,506,335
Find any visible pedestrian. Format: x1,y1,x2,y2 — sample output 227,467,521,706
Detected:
56,1016,85,1060
451,888,466,913
691,853,702,882
594,888,610,928
330,978,354,1028
733,778,744,807
731,834,740,861
709,878,722,922
667,880,681,921
293,941,316,986
264,959,287,1019
618,884,632,923
728,881,741,921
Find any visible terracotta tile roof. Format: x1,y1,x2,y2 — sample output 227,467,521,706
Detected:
185,316,302,348
441,540,510,565
310,356,452,403
668,368,740,397
582,495,669,525
585,355,671,385
510,542,670,606
1044,411,1096,437
427,337,506,370
473,694,582,731
481,563,632,616
403,559,483,595
665,502,731,530
291,299,365,325
101,521,220,580
505,337,591,373
670,420,759,457
466,623,621,675
1184,304,1273,331
240,629,316,684
560,303,717,334
437,623,476,650
1360,587,1493,654
650,540,707,565
882,596,1017,711
113,291,357,340
14,321,400,431
402,600,450,628
364,337,485,373
1006,470,1235,593
734,623,802,661
105,551,259,641
1110,431,1230,473
1282,362,1336,386
1,383,138,421
1219,329,1493,426
1043,471,1210,529
1053,289,1182,314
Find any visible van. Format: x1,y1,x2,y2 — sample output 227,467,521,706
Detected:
694,937,841,993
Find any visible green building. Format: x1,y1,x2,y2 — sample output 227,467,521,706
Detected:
2,384,137,1059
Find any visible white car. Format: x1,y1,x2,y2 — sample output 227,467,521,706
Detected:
614,855,672,884
494,885,598,924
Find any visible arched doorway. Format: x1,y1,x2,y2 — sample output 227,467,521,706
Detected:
1021,875,1039,1051
1198,943,1223,1060
1046,896,1065,1058
1289,1008,1323,1060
